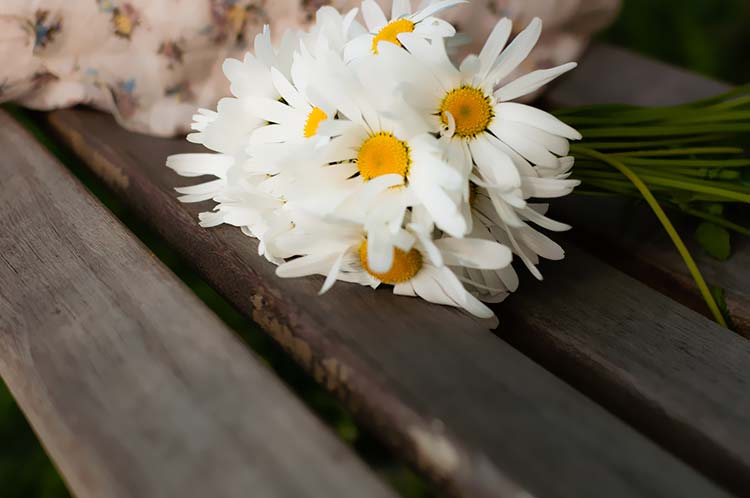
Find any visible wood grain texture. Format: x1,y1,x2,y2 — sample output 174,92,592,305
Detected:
545,43,750,335
42,105,740,498
502,246,750,495
0,110,398,498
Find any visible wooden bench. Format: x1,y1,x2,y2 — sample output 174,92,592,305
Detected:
1,43,748,498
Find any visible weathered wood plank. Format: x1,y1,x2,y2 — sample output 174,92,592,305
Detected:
502,246,750,495
0,110,399,498
42,106,739,498
545,43,750,335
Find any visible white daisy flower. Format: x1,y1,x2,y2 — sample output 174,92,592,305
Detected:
470,186,570,283
274,212,511,321
371,17,582,179
365,17,581,269
302,6,366,57
167,4,585,323
167,25,306,262
165,153,282,262
303,48,468,272
344,0,465,61
245,57,336,157
187,26,299,156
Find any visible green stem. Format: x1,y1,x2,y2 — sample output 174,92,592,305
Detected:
571,145,728,327
618,157,750,168
577,135,729,150
708,95,750,111
580,124,750,138
632,167,742,181
677,206,750,235
573,167,750,200
671,111,750,124
612,147,744,157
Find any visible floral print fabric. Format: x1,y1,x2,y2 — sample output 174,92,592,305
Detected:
0,0,620,136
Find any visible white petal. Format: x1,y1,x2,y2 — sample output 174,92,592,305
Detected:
249,124,291,144
490,121,559,168
397,33,460,86
478,18,512,79
174,179,225,203
522,177,580,198
495,63,577,102
412,17,456,38
503,120,570,156
519,206,571,231
391,226,417,251
500,224,543,280
497,103,582,140
409,176,466,237
408,224,443,267
276,253,338,278
498,265,519,292
518,228,565,261
316,118,359,137
223,55,274,99
247,97,298,125
271,67,308,111
166,153,234,178
362,0,388,31
319,250,348,294
459,54,481,80
486,131,537,176
198,211,225,227
344,34,375,62
366,224,395,273
411,0,466,23
336,174,403,219
421,266,495,319
393,281,417,296
174,178,225,196
392,0,412,19
469,135,521,190
411,268,457,307
486,17,542,86
253,26,275,67
435,238,513,269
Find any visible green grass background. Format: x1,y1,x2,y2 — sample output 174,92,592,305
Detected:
1,0,747,496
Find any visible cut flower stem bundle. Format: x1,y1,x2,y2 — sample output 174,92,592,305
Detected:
557,86,750,326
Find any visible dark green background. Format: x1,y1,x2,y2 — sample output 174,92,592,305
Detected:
2,0,747,496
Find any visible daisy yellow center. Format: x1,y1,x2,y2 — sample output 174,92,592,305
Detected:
303,107,327,138
372,19,415,54
359,240,423,284
439,86,493,138
357,132,410,182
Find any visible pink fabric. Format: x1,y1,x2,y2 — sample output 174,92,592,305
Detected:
0,0,620,136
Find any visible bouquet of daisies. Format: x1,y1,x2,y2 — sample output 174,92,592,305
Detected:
167,0,586,324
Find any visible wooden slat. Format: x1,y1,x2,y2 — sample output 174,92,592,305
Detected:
502,247,750,494
42,106,740,498
545,43,750,335
0,110,398,498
